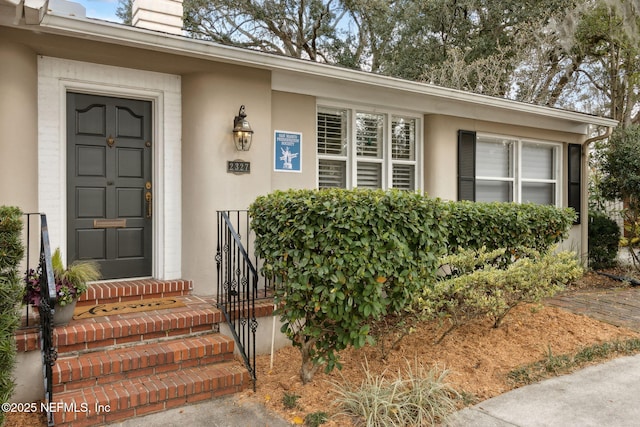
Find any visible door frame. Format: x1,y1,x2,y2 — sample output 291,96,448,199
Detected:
38,57,182,280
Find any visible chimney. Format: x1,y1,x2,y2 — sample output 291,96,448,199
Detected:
132,0,183,35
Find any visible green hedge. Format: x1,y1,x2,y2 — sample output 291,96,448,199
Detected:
249,190,577,382
443,201,576,255
588,211,620,270
0,206,24,422
250,189,447,382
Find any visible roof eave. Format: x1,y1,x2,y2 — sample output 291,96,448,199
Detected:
29,13,616,131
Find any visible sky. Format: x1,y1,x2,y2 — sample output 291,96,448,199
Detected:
73,0,120,22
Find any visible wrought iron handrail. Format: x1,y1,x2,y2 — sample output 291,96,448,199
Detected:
216,211,259,391
24,213,57,427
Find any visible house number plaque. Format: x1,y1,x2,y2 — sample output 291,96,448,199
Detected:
227,160,251,174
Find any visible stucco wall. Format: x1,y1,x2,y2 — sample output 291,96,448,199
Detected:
271,91,317,190
0,40,38,212
423,114,587,256
181,66,272,295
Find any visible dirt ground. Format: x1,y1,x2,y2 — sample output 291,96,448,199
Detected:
7,271,639,427
238,270,640,426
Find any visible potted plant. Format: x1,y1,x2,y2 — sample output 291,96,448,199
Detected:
24,248,100,325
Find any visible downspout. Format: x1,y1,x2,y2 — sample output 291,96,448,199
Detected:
582,126,614,266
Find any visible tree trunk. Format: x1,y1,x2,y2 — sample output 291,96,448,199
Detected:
299,338,321,384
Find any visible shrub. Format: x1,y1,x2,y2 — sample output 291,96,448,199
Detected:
332,359,460,426
443,201,575,256
422,247,583,342
588,211,620,270
304,411,328,426
249,189,447,383
0,206,24,424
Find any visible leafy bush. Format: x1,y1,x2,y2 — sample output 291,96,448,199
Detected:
0,206,24,424
249,189,447,383
422,247,583,341
24,248,100,307
332,359,460,426
588,211,620,270
443,201,576,256
599,125,640,270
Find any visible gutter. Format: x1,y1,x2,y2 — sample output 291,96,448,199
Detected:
30,13,618,129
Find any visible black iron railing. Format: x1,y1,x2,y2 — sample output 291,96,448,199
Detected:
215,210,272,391
24,213,57,427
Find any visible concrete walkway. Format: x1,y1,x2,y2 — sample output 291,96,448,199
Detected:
448,353,640,426
106,394,291,427
449,284,640,427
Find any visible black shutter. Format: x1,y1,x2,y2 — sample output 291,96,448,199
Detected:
458,130,476,201
568,143,582,224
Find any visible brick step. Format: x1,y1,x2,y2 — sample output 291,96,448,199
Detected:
78,279,192,307
52,361,251,427
55,295,222,353
53,334,236,393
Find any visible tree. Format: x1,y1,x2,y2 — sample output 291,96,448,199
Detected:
116,0,132,25
537,0,640,122
183,0,349,62
600,125,640,267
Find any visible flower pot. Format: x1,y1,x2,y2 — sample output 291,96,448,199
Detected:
53,299,78,326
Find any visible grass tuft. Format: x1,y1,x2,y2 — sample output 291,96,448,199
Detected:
282,392,301,409
304,411,328,426
332,358,460,426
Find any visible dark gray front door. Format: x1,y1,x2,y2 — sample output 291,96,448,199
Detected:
67,93,152,279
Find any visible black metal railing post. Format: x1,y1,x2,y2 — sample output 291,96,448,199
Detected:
216,210,271,391
24,213,57,427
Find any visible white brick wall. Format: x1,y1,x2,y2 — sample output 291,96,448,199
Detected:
37,56,182,279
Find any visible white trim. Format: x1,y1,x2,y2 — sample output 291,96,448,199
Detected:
37,56,182,280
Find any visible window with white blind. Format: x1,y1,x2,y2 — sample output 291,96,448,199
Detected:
317,106,420,191
475,134,560,205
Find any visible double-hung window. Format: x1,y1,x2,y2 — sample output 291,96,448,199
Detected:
460,131,561,206
317,106,420,191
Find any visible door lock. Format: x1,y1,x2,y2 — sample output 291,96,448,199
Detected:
145,191,152,218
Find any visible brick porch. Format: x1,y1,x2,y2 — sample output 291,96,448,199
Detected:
15,279,252,426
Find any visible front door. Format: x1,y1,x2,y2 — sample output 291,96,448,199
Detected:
67,93,153,279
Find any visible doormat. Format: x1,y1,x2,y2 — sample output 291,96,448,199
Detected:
73,297,186,320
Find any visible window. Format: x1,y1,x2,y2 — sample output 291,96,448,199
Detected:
458,131,562,206
317,106,420,190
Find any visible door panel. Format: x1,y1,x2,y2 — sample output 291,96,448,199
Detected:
67,93,152,279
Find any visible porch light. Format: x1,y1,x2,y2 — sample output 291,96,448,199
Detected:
232,105,254,151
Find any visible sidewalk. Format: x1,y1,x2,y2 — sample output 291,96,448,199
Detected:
448,353,640,427
106,394,291,427
449,283,640,427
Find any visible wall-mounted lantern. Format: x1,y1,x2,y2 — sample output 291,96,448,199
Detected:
232,105,254,151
